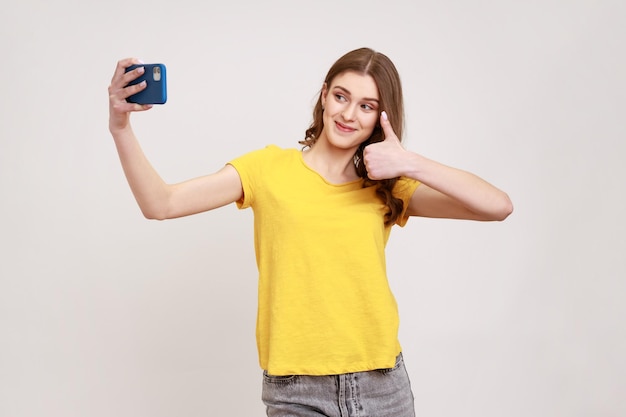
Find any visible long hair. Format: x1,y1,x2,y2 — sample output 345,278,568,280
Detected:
300,47,405,226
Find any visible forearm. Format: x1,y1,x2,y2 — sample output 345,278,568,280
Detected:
405,152,513,220
110,125,171,219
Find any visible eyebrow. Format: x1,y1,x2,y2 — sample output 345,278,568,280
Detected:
333,85,379,103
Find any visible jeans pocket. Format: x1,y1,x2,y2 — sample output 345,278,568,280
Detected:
263,370,299,385
376,352,404,375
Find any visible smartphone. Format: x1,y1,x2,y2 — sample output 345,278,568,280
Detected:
125,63,167,104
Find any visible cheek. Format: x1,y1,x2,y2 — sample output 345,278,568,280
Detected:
362,114,379,131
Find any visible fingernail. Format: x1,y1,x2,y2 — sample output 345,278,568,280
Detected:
381,111,388,121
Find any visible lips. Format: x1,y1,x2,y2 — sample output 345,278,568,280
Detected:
335,121,356,133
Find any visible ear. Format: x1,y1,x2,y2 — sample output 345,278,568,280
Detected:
321,82,328,107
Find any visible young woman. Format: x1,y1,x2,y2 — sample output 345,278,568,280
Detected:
108,47,513,417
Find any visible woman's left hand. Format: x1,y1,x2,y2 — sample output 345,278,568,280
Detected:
362,111,412,180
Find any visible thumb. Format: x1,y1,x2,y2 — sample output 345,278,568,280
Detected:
380,111,397,141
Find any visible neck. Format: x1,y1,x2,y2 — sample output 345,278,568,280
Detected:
303,142,360,184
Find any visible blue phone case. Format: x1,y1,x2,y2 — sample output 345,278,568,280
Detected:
125,63,167,104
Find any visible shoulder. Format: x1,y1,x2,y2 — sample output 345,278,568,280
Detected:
230,144,299,166
228,145,302,186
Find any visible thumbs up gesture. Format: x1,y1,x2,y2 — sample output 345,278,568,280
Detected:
362,111,412,180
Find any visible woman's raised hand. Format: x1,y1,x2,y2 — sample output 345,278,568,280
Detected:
362,111,412,180
108,58,153,132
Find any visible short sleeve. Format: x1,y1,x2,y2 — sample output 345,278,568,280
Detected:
227,145,280,209
393,177,420,227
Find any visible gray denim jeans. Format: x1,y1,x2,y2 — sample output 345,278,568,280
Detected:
262,353,415,417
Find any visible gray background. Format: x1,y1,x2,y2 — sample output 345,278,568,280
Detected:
1,0,624,416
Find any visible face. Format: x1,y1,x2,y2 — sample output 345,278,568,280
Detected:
319,71,380,151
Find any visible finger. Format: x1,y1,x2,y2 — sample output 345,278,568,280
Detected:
121,78,148,100
133,103,153,112
380,111,397,140
108,80,147,106
116,65,146,92
111,57,144,83
110,97,153,113
114,58,143,76
123,101,153,112
111,59,147,96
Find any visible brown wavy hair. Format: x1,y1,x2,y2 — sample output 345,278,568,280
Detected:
300,47,405,226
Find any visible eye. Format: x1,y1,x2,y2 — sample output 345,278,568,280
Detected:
334,94,347,102
361,103,375,111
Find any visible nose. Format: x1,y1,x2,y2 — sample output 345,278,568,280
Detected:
341,104,357,122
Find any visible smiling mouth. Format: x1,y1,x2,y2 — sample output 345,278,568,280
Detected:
335,121,356,132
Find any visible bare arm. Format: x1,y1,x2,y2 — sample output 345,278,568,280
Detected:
401,155,512,220
363,112,513,221
108,58,243,220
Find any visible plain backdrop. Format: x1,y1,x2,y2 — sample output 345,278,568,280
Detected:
1,1,624,416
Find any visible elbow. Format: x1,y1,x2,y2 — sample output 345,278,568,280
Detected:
476,192,513,222
144,212,167,221
142,211,164,221
139,205,169,221
492,193,514,221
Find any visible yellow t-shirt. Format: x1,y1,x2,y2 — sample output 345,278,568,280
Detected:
228,145,419,375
